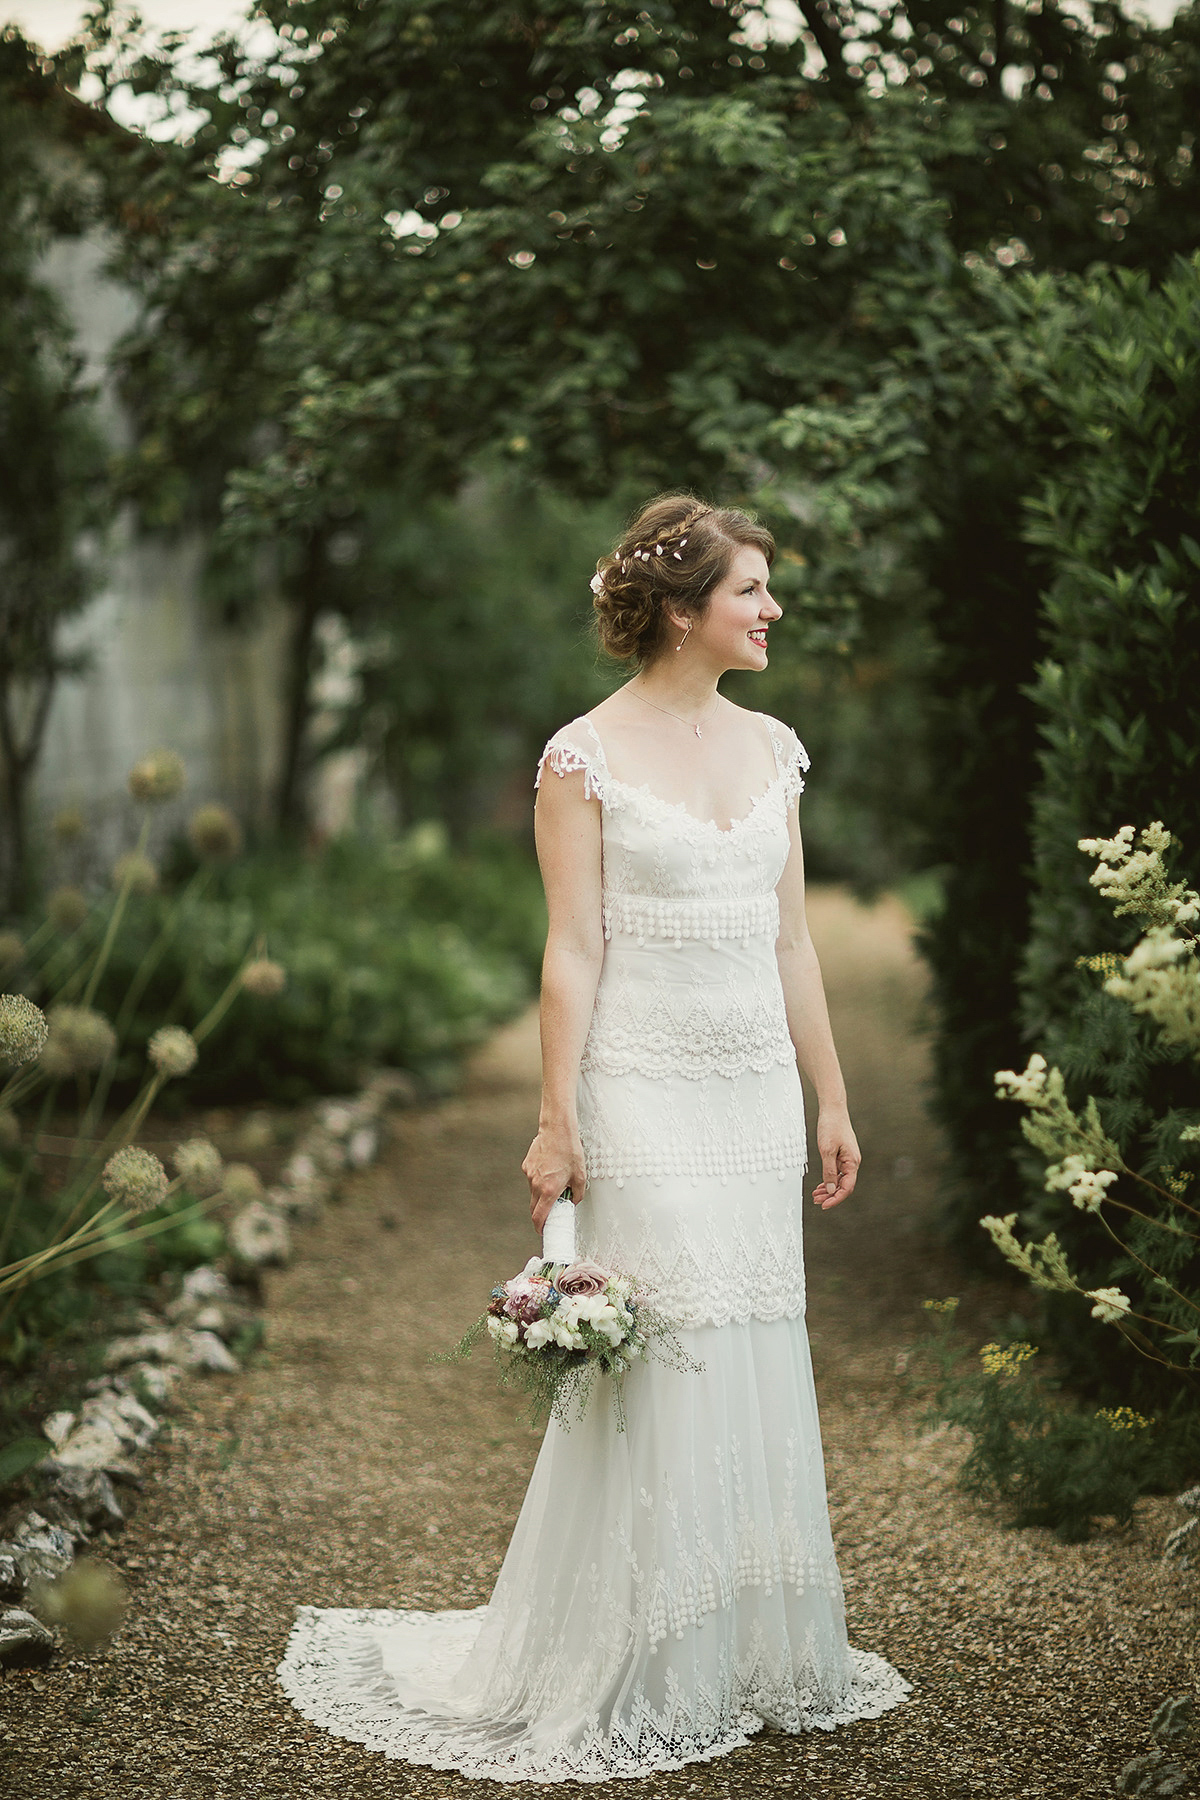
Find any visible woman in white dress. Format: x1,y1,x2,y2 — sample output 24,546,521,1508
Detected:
278,495,911,1781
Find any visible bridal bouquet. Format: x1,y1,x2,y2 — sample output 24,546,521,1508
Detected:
442,1199,699,1430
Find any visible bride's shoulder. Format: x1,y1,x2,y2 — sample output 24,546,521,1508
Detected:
534,715,607,795
749,708,811,785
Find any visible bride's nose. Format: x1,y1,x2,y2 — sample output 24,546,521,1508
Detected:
762,593,782,620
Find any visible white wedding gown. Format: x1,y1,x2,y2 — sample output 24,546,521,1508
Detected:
278,711,911,1781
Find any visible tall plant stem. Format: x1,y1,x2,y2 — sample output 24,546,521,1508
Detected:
81,817,151,1008
0,1083,59,1268
1129,1166,1200,1224
191,948,258,1046
112,865,212,1044
0,1193,221,1294
1101,1195,1200,1243
14,918,54,964
37,914,103,999
0,1194,125,1281
71,867,215,1166
1096,1210,1200,1319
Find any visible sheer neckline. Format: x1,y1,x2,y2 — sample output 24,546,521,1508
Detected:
582,714,785,838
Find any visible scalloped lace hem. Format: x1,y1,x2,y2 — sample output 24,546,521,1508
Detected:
277,1609,912,1784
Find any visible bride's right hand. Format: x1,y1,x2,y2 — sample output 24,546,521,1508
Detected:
523,1126,586,1233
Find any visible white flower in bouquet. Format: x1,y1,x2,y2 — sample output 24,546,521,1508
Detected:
551,1316,585,1350
442,1246,701,1432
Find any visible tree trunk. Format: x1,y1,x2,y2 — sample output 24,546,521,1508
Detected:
0,674,53,920
795,0,854,99
991,0,1007,86
275,530,326,835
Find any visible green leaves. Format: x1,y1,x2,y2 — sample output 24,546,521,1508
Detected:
0,1435,51,1486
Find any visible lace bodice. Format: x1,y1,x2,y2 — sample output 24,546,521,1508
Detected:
535,713,809,927
535,710,812,1325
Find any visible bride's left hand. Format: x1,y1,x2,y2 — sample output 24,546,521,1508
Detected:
812,1107,860,1209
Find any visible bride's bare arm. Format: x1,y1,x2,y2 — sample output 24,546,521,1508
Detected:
775,806,861,1210
522,764,604,1233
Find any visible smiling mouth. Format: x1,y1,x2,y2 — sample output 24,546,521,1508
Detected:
748,629,768,647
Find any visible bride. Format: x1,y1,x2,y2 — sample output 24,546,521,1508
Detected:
278,494,911,1780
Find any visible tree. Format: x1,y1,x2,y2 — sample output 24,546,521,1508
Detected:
0,31,110,916
66,0,1200,1244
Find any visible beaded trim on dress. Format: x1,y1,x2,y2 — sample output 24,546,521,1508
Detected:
602,890,780,947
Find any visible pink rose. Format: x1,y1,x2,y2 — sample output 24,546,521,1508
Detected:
556,1261,609,1299
503,1274,552,1324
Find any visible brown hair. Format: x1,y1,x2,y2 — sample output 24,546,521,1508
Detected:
591,494,775,665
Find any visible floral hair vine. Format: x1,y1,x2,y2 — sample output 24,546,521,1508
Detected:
589,507,709,595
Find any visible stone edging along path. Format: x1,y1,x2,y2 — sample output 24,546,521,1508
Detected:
0,1069,414,1670
2,891,1199,1800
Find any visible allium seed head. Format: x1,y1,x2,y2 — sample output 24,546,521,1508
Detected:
29,1556,129,1647
102,1145,169,1213
47,885,89,933
171,1136,224,1196
52,804,86,841
148,1025,198,1079
0,994,49,1066
222,1161,264,1204
0,931,23,972
40,1005,118,1078
128,748,186,803
111,852,159,896
187,802,244,861
242,958,286,999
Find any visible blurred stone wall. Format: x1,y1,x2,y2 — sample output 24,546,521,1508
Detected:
32,231,291,867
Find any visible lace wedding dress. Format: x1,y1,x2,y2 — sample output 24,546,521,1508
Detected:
278,711,911,1781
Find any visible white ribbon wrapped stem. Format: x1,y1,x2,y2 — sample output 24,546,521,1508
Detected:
542,1190,576,1265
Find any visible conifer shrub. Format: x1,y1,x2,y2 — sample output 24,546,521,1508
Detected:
910,1300,1195,1542
1011,257,1200,1390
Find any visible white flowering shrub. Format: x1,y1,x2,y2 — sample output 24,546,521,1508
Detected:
983,823,1200,1386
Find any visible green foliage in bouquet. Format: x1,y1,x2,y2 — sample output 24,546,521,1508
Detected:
441,1256,701,1434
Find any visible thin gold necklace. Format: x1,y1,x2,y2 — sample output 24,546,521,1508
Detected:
629,685,720,739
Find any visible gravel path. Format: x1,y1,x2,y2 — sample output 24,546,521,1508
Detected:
4,889,1196,1800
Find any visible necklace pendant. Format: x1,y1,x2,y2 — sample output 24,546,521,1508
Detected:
694,724,702,739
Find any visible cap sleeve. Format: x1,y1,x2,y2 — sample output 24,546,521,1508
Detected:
763,715,810,802
534,720,609,802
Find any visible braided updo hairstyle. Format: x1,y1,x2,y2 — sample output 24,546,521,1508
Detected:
590,495,775,666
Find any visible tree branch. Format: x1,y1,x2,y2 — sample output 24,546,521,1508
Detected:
795,0,855,98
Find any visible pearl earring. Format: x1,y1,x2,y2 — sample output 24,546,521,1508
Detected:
676,621,691,651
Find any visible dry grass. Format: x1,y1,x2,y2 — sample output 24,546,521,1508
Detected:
2,889,1196,1800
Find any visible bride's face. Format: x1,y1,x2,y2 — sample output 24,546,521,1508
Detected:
676,546,781,672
